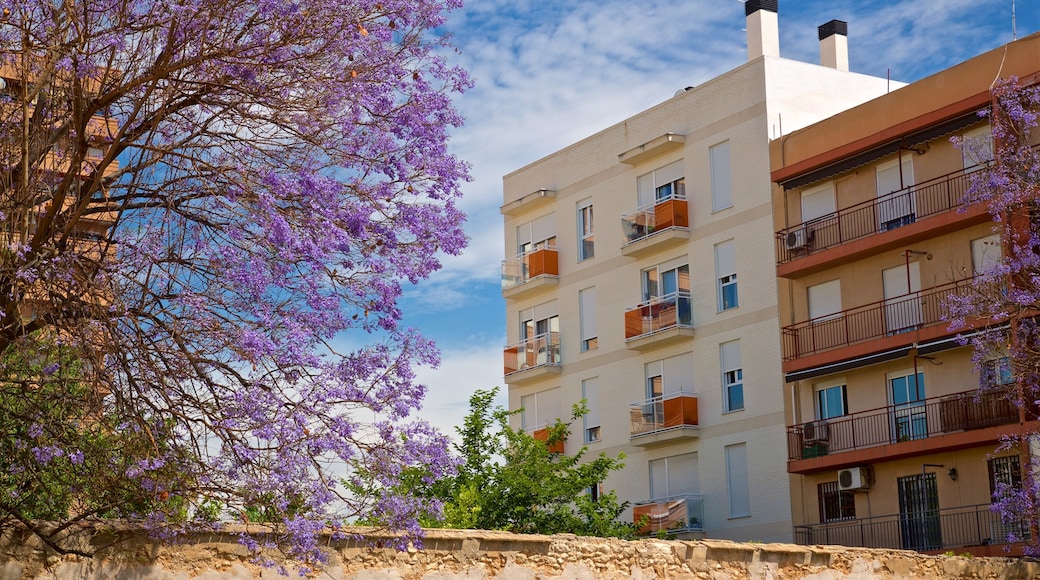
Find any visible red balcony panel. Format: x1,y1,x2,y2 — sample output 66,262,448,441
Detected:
532,427,565,454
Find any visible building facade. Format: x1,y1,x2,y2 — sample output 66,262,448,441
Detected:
769,32,1040,555
500,2,898,542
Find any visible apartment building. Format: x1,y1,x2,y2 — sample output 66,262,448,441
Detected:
769,32,1040,555
500,1,899,542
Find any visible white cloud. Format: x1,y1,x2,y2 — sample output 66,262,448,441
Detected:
413,342,508,441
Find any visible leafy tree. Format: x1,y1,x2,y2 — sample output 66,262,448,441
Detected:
404,387,635,538
0,0,470,569
948,77,1040,553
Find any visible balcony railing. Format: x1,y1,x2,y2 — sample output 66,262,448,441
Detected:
630,392,698,437
633,494,704,535
787,385,1027,461
795,503,1028,552
776,165,983,265
621,193,688,245
781,277,973,361
625,292,693,340
503,332,561,375
501,246,558,291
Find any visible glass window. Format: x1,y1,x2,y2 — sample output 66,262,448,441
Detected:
582,377,600,443
982,357,1013,387
989,455,1022,500
816,384,847,420
818,481,856,521
715,240,737,311
721,340,743,412
577,200,594,261
579,287,597,352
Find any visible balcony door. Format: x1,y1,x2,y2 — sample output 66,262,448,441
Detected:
876,156,916,230
890,370,927,442
897,473,941,550
519,305,559,369
883,262,921,333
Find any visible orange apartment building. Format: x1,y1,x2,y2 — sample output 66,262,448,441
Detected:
769,33,1040,554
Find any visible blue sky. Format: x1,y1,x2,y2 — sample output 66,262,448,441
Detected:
399,0,1040,436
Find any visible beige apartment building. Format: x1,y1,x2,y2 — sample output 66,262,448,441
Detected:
769,32,1040,555
500,1,900,542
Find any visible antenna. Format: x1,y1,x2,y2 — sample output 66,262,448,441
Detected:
1012,0,1017,40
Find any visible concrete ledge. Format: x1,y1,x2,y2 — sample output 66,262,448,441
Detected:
2,524,1038,579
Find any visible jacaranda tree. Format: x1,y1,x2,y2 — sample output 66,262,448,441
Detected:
0,0,469,570
949,77,1040,553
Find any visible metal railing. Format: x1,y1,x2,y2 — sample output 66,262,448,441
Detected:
633,493,704,534
787,385,1025,461
780,277,974,361
503,332,561,375
621,193,688,244
629,391,698,437
776,165,984,265
795,503,1029,551
501,246,558,291
624,291,693,340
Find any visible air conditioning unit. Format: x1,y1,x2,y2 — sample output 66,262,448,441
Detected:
838,466,872,491
785,228,811,251
802,420,829,444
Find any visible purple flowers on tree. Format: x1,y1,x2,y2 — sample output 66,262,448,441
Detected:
949,77,1040,553
0,0,469,569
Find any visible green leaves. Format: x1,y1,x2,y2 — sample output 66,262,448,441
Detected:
404,387,635,538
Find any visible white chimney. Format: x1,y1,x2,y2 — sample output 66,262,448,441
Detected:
818,20,849,71
746,0,780,61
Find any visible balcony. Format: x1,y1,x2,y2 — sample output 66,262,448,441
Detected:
775,166,990,276
620,195,690,258
632,494,704,536
795,503,1028,554
786,385,1032,471
624,292,693,350
629,392,699,445
501,247,558,299
531,426,565,454
503,332,561,384
781,278,973,367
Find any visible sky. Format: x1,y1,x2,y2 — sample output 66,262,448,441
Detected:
396,0,1040,438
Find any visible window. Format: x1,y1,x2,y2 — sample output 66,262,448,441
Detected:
889,370,926,441
649,452,698,499
644,354,694,399
636,160,685,208
721,340,743,412
520,387,561,431
579,287,598,352
989,455,1022,500
715,240,737,311
516,214,556,255
818,481,856,522
582,378,601,443
876,156,915,230
642,260,690,301
518,301,560,368
588,482,603,502
801,182,835,223
725,443,750,518
808,279,842,321
961,124,994,168
577,199,594,261
971,234,1001,275
710,141,732,211
815,384,847,420
982,357,1013,387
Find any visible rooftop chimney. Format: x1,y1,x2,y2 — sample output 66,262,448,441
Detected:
746,0,780,61
818,20,849,71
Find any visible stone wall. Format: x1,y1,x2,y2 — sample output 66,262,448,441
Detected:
2,526,1038,579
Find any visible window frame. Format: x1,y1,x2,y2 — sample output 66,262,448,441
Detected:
715,240,738,312
721,340,744,413
818,481,856,522
577,199,594,261
815,383,847,420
